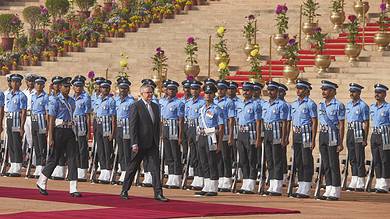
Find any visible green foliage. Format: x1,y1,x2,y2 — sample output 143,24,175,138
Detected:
23,6,42,30
74,0,97,11
0,14,23,37
330,0,344,13
302,0,320,23
46,0,70,19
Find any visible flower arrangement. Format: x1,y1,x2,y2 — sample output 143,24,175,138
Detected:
302,0,320,23
346,15,359,45
214,26,230,62
152,47,168,75
185,36,198,65
118,52,129,78
275,4,288,35
0,14,23,38
378,2,388,32
218,62,229,80
248,47,262,79
86,70,95,95
330,0,344,13
284,37,300,66
243,15,257,43
311,27,327,54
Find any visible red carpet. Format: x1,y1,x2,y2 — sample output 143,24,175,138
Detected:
0,186,299,218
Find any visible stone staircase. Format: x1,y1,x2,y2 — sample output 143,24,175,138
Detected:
0,0,44,14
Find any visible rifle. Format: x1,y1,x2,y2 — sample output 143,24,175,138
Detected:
0,131,9,176
257,143,266,195
287,147,296,197
314,155,323,199
231,150,240,193
159,138,165,183
341,152,349,190
181,144,191,189
89,139,98,183
365,159,374,192
110,139,119,184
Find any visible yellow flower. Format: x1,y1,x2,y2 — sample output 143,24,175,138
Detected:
218,62,227,70
250,49,259,57
120,59,128,68
217,26,225,36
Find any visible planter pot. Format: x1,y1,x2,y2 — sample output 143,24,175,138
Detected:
184,64,200,78
78,11,91,19
243,41,255,61
214,53,230,66
192,0,198,6
103,2,113,13
99,37,105,43
164,13,174,19
117,32,125,37
153,18,162,23
129,27,138,32
198,0,206,5
22,60,30,66
273,33,288,56
1,37,14,51
58,51,64,57
175,8,181,15
42,56,50,62
31,60,38,66
374,32,390,51
141,22,150,28
302,22,318,40
330,11,345,31
283,65,299,84
314,54,331,73
90,41,98,47
344,43,362,62
73,47,80,52
353,1,369,21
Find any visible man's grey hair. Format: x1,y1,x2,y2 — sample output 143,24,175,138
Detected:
140,84,154,93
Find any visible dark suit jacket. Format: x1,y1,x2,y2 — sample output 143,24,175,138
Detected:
129,99,160,149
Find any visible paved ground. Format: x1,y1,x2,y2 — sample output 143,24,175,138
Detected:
0,177,389,218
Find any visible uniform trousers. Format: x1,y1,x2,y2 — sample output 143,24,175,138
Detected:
217,141,232,178
162,126,182,175
95,124,113,170
293,133,314,182
346,130,366,177
76,135,89,170
197,135,218,180
42,128,77,180
116,127,130,170
236,131,257,180
371,133,390,178
264,130,283,180
319,131,341,187
31,120,47,166
187,126,202,177
6,118,23,163
182,123,189,161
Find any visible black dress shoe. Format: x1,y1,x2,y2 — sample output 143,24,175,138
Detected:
269,192,282,196
194,191,207,196
70,192,82,197
290,193,299,198
117,182,124,185
220,188,231,192
376,189,388,193
205,192,218,196
120,191,129,200
237,189,244,194
99,180,110,184
326,196,339,201
37,185,48,195
191,186,202,191
317,196,328,200
346,187,355,192
296,194,310,199
355,188,365,192
154,194,169,202
78,178,87,182
168,185,180,189
242,190,255,194
262,191,271,196
9,173,21,177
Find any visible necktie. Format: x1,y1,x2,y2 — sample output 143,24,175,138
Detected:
147,102,155,123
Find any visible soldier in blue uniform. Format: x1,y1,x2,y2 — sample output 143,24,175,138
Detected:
31,76,49,178
345,83,369,191
37,77,81,197
5,74,27,177
181,79,192,173
115,77,135,184
318,80,345,201
262,81,289,196
194,84,224,196
214,80,235,192
370,84,390,193
185,80,205,190
278,83,291,183
227,81,241,179
235,82,262,194
160,81,184,189
0,90,4,136
290,80,318,198
95,79,116,183
72,76,91,181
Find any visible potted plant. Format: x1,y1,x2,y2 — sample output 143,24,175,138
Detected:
330,0,345,31
214,26,230,66
344,15,361,62
151,47,168,86
140,16,151,28
163,4,175,19
118,28,126,37
74,0,97,18
63,40,71,52
128,23,138,32
86,70,95,95
374,2,390,51
0,14,23,51
274,4,289,55
58,47,65,57
175,3,181,15
248,48,263,84
243,15,257,61
283,37,300,84
42,51,51,62
72,42,81,52
184,1,193,13
312,28,331,73
184,36,200,77
353,0,369,21
45,0,70,21
22,6,42,34
21,54,30,66
31,55,39,66
218,62,229,80
302,0,320,40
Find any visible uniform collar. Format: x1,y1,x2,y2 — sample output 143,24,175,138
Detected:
100,94,110,101
374,101,387,109
35,91,46,98
322,98,337,106
350,99,361,106
216,95,227,102
269,97,280,105
243,98,253,104
10,89,21,95
24,88,35,94
192,96,202,103
297,96,308,104
74,92,84,100
166,96,177,102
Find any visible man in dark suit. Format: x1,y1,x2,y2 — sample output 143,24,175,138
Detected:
120,84,168,202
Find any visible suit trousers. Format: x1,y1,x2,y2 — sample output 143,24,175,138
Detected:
346,130,366,177
6,119,23,163
319,132,341,187
31,121,47,166
42,128,78,180
293,133,314,182
236,131,257,179
371,133,390,178
122,146,162,195
264,130,283,180
197,135,218,180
